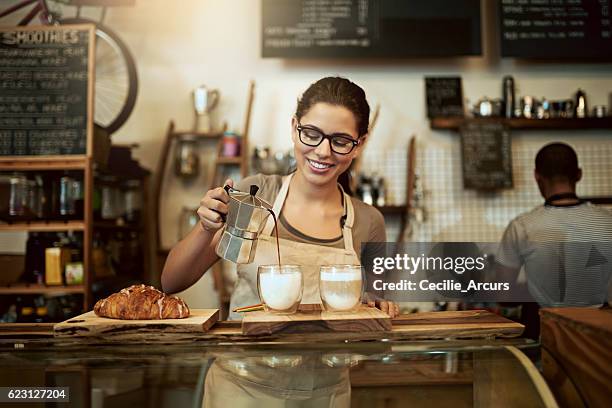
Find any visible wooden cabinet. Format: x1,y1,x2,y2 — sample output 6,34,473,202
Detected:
0,155,94,314
0,152,152,322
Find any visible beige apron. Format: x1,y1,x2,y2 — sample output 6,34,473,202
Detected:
203,356,350,408
229,173,360,320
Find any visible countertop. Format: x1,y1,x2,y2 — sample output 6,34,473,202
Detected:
0,310,524,345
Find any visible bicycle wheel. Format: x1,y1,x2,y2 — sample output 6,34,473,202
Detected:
60,17,138,135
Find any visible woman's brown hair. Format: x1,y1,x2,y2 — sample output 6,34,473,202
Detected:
295,77,370,195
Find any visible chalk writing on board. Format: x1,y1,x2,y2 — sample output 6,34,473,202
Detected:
499,0,612,59
0,25,91,155
425,77,464,118
461,120,513,190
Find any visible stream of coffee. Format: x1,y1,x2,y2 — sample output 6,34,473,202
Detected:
268,209,281,267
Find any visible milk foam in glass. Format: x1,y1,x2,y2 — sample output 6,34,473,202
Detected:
257,265,303,314
319,265,363,312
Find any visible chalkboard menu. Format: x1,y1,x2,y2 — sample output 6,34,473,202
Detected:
499,0,612,59
425,77,464,118
262,0,482,58
461,121,513,190
0,25,94,156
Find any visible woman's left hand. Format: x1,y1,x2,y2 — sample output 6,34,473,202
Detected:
366,299,400,318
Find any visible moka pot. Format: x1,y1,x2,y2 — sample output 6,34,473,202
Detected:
215,185,272,264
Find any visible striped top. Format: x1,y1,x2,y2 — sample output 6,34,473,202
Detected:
496,202,612,307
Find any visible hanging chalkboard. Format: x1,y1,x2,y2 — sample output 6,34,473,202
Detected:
461,121,513,190
262,0,482,58
425,77,464,118
499,0,612,60
0,24,94,156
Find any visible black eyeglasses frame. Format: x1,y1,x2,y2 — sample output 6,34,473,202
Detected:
296,124,360,155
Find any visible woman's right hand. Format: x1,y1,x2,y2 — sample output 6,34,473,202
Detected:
197,178,233,232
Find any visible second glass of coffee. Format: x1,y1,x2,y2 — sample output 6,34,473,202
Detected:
319,265,363,312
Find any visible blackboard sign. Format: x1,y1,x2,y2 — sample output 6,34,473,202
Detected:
461,121,513,190
262,0,482,58
499,0,612,59
425,77,464,118
0,25,94,156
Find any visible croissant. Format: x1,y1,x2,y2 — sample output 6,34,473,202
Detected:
94,284,190,320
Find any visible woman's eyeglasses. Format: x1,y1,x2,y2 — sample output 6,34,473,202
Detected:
296,124,359,155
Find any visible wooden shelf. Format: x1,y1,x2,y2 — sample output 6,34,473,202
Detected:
170,130,225,139
215,156,243,164
93,220,141,231
0,323,54,336
0,155,89,171
430,116,612,130
375,205,407,215
0,220,85,232
585,196,612,205
0,284,85,295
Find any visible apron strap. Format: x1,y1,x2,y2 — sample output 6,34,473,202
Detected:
341,191,355,252
262,173,293,236
262,172,355,253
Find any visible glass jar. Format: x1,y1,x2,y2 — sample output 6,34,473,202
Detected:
124,179,142,224
58,175,83,219
175,135,199,178
100,175,123,220
8,173,32,220
222,131,240,157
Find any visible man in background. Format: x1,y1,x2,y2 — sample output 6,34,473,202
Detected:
496,142,612,338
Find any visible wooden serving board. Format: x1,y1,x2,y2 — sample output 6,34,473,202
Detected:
242,305,392,335
54,309,219,338
392,309,514,326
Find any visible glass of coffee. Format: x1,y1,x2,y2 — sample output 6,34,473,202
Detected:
257,265,303,314
319,265,363,312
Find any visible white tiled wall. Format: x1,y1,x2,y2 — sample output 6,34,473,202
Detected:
362,133,612,243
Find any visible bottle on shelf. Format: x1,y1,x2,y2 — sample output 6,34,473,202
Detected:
49,171,80,220
34,305,50,323
20,306,35,323
92,232,113,279
16,295,36,323
45,233,70,286
502,76,515,118
58,172,84,220
0,304,17,323
23,232,46,284
123,179,142,224
64,232,84,285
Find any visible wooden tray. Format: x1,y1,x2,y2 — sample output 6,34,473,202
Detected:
54,309,219,338
242,305,392,335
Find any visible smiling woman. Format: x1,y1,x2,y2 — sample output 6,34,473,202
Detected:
161,77,399,320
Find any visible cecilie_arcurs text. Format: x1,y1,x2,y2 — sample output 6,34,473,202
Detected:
372,279,510,292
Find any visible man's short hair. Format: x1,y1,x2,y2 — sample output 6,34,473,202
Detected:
535,142,580,181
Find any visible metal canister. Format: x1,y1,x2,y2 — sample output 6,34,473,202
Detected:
502,76,515,118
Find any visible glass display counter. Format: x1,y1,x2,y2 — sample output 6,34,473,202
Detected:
0,338,555,408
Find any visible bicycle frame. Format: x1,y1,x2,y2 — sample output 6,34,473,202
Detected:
0,0,51,25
